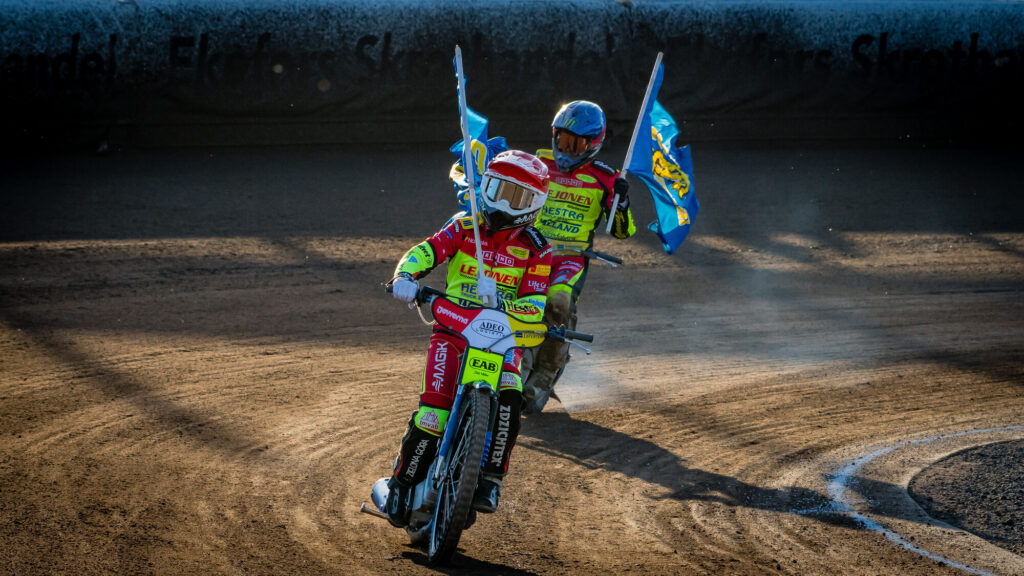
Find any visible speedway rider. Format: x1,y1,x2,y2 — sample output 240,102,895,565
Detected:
385,150,552,524
527,100,636,397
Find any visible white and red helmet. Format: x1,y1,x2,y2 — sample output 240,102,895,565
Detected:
478,150,550,231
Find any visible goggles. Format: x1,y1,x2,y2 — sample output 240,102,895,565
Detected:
555,130,593,156
483,176,540,212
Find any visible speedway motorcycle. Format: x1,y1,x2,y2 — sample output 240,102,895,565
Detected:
361,286,593,565
519,248,622,414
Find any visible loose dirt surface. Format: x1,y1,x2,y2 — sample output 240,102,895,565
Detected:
1,144,1022,575
910,440,1024,557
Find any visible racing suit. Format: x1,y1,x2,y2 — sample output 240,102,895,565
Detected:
389,214,552,487
531,149,636,383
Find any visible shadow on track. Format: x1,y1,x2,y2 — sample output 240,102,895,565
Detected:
400,549,542,575
0,306,267,457
521,411,859,529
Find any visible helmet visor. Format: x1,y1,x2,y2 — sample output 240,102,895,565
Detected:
483,177,539,211
555,130,593,156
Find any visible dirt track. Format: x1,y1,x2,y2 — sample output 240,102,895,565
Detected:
1,144,1022,575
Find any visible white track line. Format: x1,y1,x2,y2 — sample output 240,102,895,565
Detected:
825,426,1023,576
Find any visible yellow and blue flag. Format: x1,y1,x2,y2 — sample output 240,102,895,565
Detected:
626,64,698,255
449,56,507,213
448,107,507,213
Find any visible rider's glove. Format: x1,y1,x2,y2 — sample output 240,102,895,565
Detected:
613,176,630,210
391,273,418,303
477,276,498,308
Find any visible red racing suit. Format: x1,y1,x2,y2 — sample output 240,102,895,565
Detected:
390,215,552,484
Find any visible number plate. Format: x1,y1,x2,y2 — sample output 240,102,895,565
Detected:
460,348,504,387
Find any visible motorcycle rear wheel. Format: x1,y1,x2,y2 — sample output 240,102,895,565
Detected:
427,387,490,565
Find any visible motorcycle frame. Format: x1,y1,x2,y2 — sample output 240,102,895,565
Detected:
404,344,504,540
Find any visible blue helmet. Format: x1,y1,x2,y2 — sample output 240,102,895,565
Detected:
551,100,606,172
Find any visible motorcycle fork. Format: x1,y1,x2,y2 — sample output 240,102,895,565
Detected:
480,390,501,471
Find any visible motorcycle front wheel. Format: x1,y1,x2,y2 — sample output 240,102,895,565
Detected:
427,386,490,565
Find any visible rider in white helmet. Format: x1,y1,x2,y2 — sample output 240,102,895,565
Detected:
384,150,552,523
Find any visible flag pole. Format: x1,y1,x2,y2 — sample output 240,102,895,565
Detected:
455,46,495,307
606,51,663,234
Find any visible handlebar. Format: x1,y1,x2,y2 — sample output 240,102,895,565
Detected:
384,283,444,304
385,283,594,343
584,249,624,266
415,285,446,305
554,247,623,267
555,328,594,343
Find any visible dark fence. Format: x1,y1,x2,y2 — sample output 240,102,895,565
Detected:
2,0,1022,148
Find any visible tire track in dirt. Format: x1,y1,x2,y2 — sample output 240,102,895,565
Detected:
3,147,1023,575
824,427,1024,576
508,275,1024,574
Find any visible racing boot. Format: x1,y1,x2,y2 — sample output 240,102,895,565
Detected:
472,475,503,514
385,476,411,527
386,413,440,526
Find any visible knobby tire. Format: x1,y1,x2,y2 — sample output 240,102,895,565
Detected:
427,387,490,566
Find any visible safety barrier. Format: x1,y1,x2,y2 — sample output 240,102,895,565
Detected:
2,0,1022,147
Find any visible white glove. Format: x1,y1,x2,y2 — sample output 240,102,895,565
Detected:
477,275,498,308
391,276,418,303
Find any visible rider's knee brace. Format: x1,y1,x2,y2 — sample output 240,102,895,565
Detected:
544,286,572,327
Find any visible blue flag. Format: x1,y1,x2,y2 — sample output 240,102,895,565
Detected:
627,64,699,255
448,112,507,213
450,57,507,213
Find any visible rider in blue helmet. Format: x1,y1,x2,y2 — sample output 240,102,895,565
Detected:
551,100,607,173
525,100,636,411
